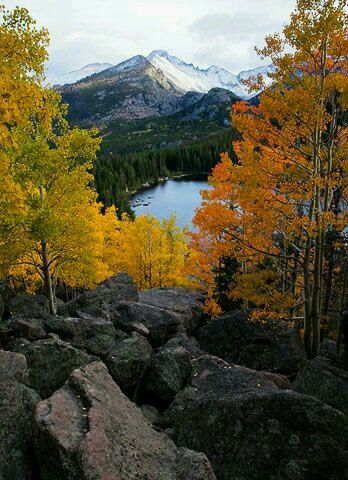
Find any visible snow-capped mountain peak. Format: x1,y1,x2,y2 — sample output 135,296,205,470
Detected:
146,50,272,98
53,50,274,99
105,55,149,75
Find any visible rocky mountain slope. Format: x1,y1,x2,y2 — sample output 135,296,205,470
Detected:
60,56,195,126
55,50,274,155
55,51,273,153
147,50,274,99
54,50,274,100
0,273,347,479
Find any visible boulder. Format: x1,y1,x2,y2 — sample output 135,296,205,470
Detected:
164,355,348,480
0,349,29,384
115,301,184,346
74,311,116,337
8,294,51,319
96,272,138,294
142,334,200,405
141,404,162,425
0,318,15,350
0,350,40,480
121,321,150,337
165,332,202,355
197,310,306,376
105,332,152,392
14,337,92,398
35,361,216,480
84,333,114,357
58,272,138,317
139,287,204,333
10,316,47,340
293,356,348,415
44,314,116,351
320,339,338,361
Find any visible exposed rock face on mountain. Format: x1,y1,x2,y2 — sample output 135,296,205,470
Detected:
147,50,274,98
57,51,275,129
0,273,347,480
181,87,240,122
61,56,189,126
35,361,216,480
55,50,274,99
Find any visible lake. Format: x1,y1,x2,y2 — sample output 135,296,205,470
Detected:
131,177,210,229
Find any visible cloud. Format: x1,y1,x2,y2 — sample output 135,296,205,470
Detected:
6,0,296,77
188,12,279,41
187,6,296,73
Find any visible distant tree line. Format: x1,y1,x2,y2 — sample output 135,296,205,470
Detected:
94,130,237,216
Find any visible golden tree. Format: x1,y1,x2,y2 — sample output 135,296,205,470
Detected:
190,0,348,357
106,214,189,290
0,6,122,314
0,5,58,146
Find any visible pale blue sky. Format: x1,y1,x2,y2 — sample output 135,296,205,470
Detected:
6,0,296,81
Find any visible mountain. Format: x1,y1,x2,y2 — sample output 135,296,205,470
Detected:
181,88,241,123
58,51,273,154
52,63,113,86
60,56,200,126
100,87,240,154
55,50,274,99
147,50,274,98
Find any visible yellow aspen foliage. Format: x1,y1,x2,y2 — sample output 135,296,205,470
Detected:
0,5,61,147
105,214,189,290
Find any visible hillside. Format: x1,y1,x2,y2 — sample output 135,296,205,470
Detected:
1,274,346,480
58,59,243,215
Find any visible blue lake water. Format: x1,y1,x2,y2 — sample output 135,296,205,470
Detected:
131,178,210,229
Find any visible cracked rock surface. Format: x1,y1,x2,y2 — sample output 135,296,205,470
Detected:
35,361,216,480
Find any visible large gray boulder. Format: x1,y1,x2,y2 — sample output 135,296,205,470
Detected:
58,272,138,317
320,339,338,361
0,350,40,480
197,310,306,376
115,301,184,346
35,361,216,480
44,313,116,353
293,356,348,415
0,349,29,384
8,294,51,319
164,355,347,480
142,334,201,405
105,332,152,393
14,337,92,398
9,316,47,340
139,288,204,333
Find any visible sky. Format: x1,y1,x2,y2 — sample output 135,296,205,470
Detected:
6,0,297,82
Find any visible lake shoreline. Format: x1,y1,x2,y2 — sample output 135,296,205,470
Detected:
129,172,210,198
129,176,210,229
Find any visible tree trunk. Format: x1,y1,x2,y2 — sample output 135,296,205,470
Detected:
39,185,56,316
41,239,56,316
303,239,312,357
311,239,322,358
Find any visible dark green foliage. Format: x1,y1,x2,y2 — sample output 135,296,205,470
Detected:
94,130,237,216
